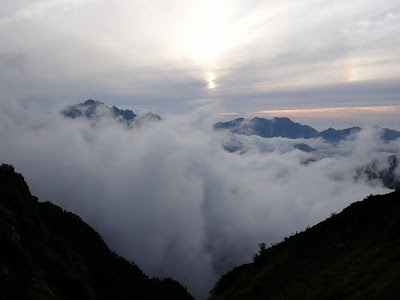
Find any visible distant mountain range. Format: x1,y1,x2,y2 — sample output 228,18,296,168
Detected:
62,103,400,145
59,103,400,189
0,164,193,300
215,117,400,143
61,99,161,126
209,188,400,300
216,117,400,190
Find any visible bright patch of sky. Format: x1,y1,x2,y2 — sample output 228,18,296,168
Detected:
1,0,399,128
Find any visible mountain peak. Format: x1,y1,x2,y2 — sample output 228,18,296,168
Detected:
215,116,318,139
61,100,162,127
83,99,99,106
215,117,400,143
272,117,290,121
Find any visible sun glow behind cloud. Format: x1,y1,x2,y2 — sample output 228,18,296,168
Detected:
207,72,217,89
0,0,399,123
177,1,238,64
175,1,268,90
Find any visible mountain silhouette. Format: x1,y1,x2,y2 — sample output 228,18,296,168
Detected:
209,188,400,300
0,164,193,300
215,117,400,143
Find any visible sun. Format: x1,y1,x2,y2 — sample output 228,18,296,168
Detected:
176,1,236,65
207,79,216,89
207,72,217,89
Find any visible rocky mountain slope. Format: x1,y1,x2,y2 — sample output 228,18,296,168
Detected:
0,164,193,300
209,189,400,300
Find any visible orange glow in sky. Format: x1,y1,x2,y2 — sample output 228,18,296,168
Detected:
255,106,397,117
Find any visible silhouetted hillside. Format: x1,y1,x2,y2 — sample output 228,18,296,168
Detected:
209,189,400,300
0,164,193,300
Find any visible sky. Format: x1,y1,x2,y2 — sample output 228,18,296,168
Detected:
1,0,400,129
1,1,400,299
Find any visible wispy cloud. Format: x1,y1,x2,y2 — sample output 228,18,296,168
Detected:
0,0,94,25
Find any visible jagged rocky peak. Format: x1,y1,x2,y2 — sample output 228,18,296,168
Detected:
61,99,162,126
84,99,97,105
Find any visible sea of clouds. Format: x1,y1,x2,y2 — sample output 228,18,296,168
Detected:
0,101,398,299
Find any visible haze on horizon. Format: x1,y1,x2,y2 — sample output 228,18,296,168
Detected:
1,0,400,129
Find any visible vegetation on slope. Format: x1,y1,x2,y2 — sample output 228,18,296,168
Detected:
209,189,400,300
0,164,194,300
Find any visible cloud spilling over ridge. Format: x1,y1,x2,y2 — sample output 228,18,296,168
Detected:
0,101,397,299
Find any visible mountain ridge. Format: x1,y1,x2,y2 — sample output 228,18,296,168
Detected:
209,188,400,300
0,164,193,300
215,117,400,143
61,99,161,127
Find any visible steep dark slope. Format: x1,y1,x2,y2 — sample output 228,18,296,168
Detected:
0,164,193,300
209,189,400,300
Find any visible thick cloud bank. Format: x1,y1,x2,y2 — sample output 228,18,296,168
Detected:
0,102,397,299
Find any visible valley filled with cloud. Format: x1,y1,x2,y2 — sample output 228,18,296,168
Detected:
0,101,397,298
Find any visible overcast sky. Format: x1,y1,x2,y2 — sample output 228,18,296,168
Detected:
1,0,399,129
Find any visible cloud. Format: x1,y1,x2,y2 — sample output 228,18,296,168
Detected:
0,101,397,298
1,0,400,116
0,0,95,24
